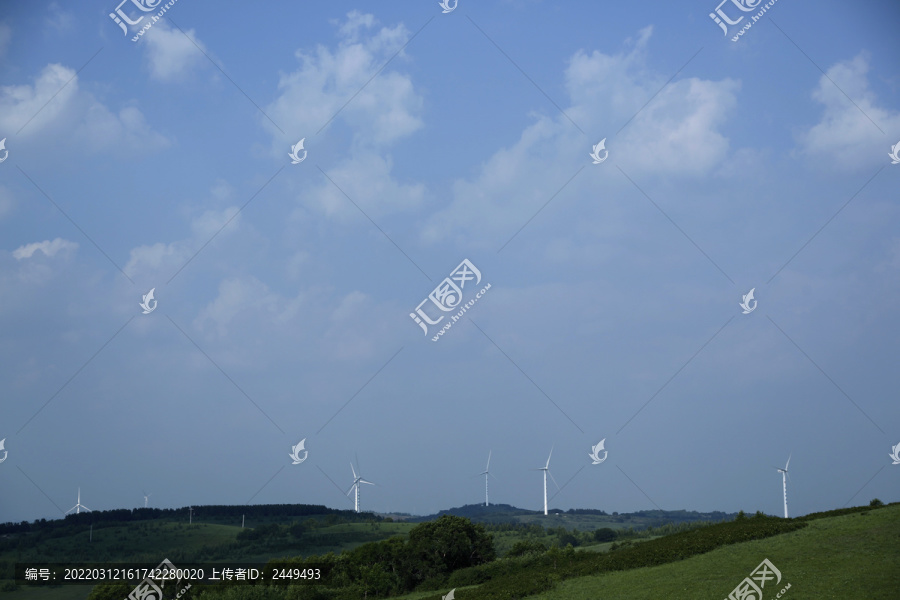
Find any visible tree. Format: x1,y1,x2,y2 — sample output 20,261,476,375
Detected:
406,516,495,583
506,540,547,557
593,527,617,542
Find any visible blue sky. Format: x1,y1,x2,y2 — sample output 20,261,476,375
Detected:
1,0,898,523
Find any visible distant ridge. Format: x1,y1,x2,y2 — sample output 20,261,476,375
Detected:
409,503,736,525
1,502,737,535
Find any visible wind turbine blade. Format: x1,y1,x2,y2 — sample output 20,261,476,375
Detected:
360,479,375,486
546,446,553,469
785,454,791,471
486,450,491,472
351,462,357,480
548,470,560,491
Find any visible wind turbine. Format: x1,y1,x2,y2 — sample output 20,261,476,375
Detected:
534,446,559,516
142,491,152,508
65,488,91,514
775,454,791,518
347,458,375,513
480,450,497,507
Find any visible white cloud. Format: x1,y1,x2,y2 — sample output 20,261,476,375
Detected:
0,64,77,134
798,54,900,170
125,205,241,279
265,11,422,147
267,12,426,222
142,20,208,82
124,240,191,276
45,3,75,32
0,63,169,152
12,238,78,260
194,276,281,338
421,27,739,245
190,206,241,240
303,152,425,221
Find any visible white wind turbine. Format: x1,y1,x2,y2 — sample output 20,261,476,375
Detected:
142,491,152,508
347,458,375,513
480,450,497,507
534,446,559,516
775,454,791,518
65,488,91,514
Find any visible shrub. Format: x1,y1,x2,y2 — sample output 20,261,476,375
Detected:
447,565,490,587
506,540,548,557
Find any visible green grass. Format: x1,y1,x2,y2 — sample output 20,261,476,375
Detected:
528,505,900,599
0,520,418,600
6,505,897,599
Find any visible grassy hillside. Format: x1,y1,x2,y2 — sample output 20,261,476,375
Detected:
525,503,900,599
0,519,416,600
4,503,897,599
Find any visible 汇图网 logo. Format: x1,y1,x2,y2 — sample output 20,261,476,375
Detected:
740,288,757,314
724,558,790,600
140,288,158,314
289,438,308,464
709,0,780,42
109,0,181,42
289,138,307,164
410,259,491,342
589,439,608,464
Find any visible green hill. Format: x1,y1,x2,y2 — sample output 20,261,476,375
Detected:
393,502,899,600
411,503,735,530
526,503,900,599
3,502,897,599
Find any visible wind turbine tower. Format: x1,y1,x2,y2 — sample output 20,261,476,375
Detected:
65,488,91,515
143,491,152,508
775,454,791,518
480,450,495,507
347,459,375,513
536,447,559,516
